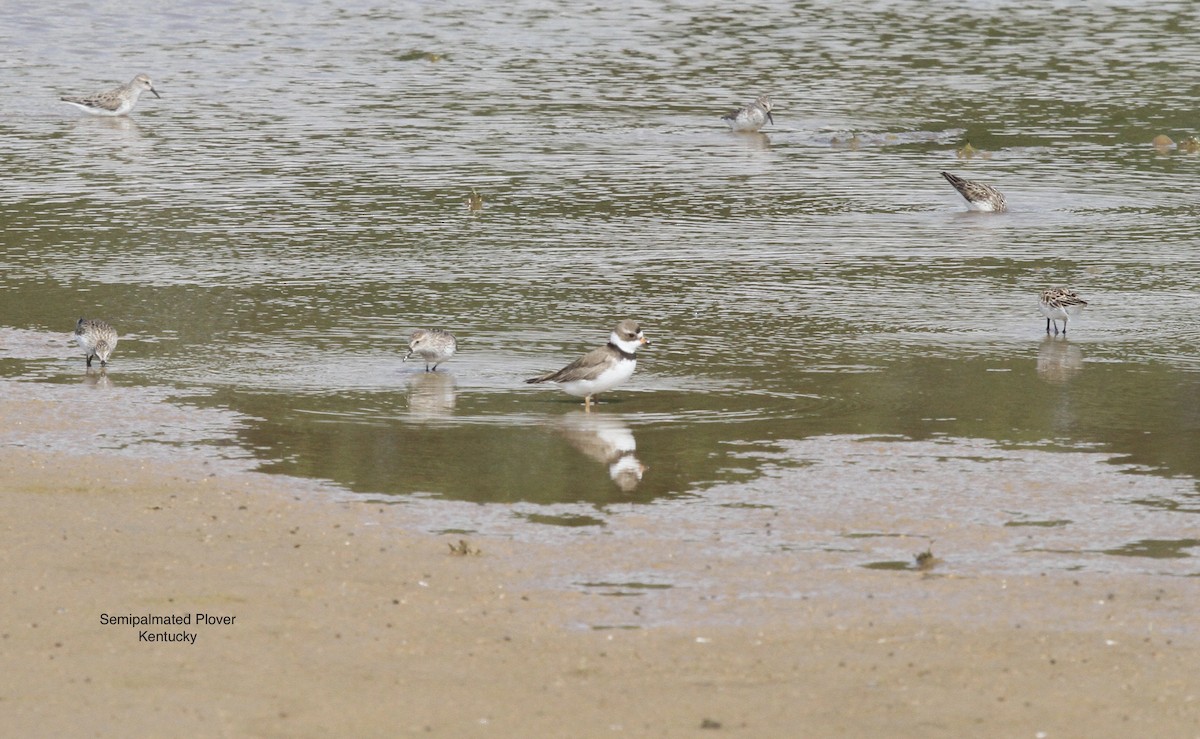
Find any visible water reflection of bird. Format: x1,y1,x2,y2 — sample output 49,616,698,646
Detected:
74,318,118,368
558,412,646,492
406,371,457,418
722,95,774,132
1036,335,1084,384
61,74,161,117
1038,287,1088,335
81,368,114,388
525,320,650,411
404,329,457,372
941,171,1007,212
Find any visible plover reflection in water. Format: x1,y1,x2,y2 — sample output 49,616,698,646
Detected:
722,95,774,132
941,171,1007,212
74,318,118,368
404,329,457,371
525,320,650,411
61,74,161,117
558,413,646,491
1038,288,1088,335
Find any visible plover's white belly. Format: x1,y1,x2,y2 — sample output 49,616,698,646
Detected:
559,359,636,397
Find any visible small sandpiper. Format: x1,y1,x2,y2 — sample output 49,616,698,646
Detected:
941,171,1007,212
722,95,774,132
1038,288,1088,335
61,74,161,117
74,318,119,367
525,320,650,411
404,329,457,371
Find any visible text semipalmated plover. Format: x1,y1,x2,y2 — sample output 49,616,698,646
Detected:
1038,288,1088,335
941,171,1007,212
74,318,119,367
525,320,650,411
61,74,161,117
722,95,774,132
404,329,457,372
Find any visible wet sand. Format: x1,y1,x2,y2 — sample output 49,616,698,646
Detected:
3,434,1198,738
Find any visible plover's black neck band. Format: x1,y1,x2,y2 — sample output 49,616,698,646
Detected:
607,343,637,361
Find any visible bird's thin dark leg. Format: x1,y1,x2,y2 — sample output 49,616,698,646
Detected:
1045,318,1051,334
86,354,93,367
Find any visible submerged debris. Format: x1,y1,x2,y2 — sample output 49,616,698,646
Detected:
914,541,940,571
448,539,481,556
465,188,484,212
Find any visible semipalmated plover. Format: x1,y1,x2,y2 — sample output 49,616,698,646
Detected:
1038,288,1087,335
722,95,774,132
525,320,650,411
74,318,118,367
61,74,161,117
941,171,1007,212
404,329,457,371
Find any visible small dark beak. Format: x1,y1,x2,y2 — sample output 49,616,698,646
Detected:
150,88,161,99
766,111,774,126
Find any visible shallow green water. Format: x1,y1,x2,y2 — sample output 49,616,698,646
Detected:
1,1,1198,574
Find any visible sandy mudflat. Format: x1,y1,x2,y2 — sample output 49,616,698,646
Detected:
2,440,1198,739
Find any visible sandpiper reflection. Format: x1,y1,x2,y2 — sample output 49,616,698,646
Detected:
81,367,114,388
558,412,646,492
405,371,456,419
731,131,771,151
1036,335,1084,384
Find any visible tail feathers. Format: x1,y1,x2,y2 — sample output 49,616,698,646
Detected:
941,171,967,190
527,367,566,383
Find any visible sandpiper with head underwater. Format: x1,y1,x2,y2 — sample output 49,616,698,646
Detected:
941,171,1007,212
1038,288,1087,335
